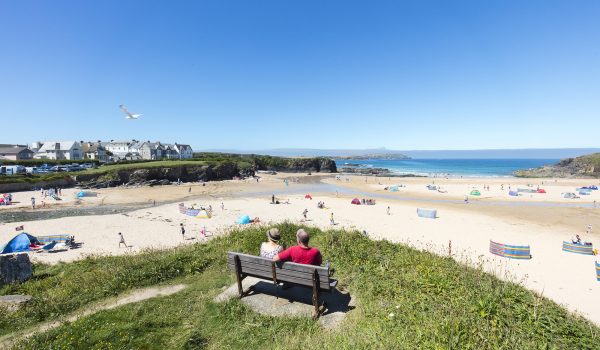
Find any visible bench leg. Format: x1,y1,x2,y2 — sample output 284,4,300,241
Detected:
234,255,245,298
312,270,321,319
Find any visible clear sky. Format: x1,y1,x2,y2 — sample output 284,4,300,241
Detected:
1,0,598,151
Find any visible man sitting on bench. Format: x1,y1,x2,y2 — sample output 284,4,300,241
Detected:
273,229,322,266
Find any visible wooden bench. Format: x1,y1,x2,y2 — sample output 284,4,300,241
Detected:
227,251,337,319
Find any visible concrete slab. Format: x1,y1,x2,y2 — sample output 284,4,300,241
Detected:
215,276,354,329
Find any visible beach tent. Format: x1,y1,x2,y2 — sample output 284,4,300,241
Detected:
537,189,546,193
583,186,598,190
470,190,481,196
237,215,251,224
351,198,361,205
426,185,437,190
509,191,519,196
305,194,313,200
196,210,211,219
578,189,592,195
596,262,600,281
77,191,97,198
417,208,437,219
1,233,40,254
390,186,399,192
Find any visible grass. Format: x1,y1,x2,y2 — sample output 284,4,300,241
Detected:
79,160,211,175
3,223,599,349
0,173,71,185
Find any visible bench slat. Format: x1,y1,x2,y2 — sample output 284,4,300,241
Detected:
226,257,329,283
229,264,330,290
227,251,328,275
227,261,330,285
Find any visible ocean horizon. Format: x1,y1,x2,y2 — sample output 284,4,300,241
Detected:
335,158,558,177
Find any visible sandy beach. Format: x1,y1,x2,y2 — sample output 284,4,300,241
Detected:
1,173,600,325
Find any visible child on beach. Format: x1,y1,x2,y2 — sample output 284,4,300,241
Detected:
118,232,127,247
302,209,308,221
330,212,335,225
180,223,186,239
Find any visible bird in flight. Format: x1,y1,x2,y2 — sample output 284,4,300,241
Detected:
119,104,142,119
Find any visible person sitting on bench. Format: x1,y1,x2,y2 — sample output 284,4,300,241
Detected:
273,229,322,266
259,228,284,259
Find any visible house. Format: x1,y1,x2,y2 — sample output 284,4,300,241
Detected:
173,143,193,159
105,140,135,154
35,141,82,160
0,144,35,160
103,139,193,161
133,141,164,160
81,141,107,162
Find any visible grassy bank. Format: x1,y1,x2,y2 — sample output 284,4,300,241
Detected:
2,224,599,349
0,173,71,185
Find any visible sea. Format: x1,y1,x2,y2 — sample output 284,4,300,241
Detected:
335,159,558,178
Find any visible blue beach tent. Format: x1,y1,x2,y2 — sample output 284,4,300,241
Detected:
1,233,40,254
237,215,251,225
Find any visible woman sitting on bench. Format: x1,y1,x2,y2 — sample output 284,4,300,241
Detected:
259,228,284,259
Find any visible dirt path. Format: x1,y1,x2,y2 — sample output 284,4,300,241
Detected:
0,284,186,349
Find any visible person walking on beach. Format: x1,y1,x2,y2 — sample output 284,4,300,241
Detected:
302,209,308,221
464,195,469,204
188,186,192,193
180,223,186,239
272,194,275,204
220,202,225,211
118,232,127,248
31,197,36,209
386,206,390,215
330,212,335,225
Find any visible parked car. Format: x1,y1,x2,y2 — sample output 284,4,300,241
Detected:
50,165,69,172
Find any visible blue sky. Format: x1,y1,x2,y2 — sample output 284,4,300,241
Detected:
1,0,598,151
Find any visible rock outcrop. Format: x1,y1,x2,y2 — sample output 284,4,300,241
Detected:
514,153,600,178
76,162,253,188
0,254,32,286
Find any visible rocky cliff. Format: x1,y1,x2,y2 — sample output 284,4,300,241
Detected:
76,157,337,188
266,157,337,173
514,153,600,178
76,162,253,188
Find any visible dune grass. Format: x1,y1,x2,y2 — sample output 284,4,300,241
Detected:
2,223,599,349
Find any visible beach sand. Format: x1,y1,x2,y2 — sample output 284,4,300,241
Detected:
1,173,600,325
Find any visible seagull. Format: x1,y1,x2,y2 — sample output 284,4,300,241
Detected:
119,104,142,119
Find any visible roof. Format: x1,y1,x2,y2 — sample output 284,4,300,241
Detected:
37,141,80,152
175,144,192,150
81,143,105,153
0,145,33,154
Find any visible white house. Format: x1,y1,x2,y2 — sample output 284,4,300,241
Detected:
35,141,82,160
173,143,193,159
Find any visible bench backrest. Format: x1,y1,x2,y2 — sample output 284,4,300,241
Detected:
227,251,331,291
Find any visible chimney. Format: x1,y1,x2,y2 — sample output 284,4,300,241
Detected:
55,142,60,150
